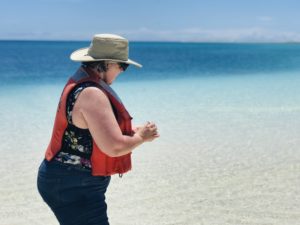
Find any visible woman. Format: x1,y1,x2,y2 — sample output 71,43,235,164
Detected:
37,34,159,225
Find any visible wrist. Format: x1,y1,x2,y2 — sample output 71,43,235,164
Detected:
133,132,144,144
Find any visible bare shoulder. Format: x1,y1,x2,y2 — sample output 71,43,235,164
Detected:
80,86,108,102
80,86,106,97
76,86,111,111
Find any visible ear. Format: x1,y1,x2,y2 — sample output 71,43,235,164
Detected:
105,62,111,70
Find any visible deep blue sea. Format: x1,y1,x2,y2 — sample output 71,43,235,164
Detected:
1,41,300,84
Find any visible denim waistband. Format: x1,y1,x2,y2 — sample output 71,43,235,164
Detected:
40,159,92,176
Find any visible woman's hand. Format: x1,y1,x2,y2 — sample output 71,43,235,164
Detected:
135,122,160,142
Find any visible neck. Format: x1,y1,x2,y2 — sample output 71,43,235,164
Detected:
82,66,108,83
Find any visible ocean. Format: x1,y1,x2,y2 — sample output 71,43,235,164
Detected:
0,41,299,225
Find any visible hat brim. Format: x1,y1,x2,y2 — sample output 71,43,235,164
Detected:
70,47,142,68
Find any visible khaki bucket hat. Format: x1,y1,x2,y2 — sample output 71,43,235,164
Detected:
70,34,142,68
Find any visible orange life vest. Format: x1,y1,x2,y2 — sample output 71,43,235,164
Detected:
45,66,133,176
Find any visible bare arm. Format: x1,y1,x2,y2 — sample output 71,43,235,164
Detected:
73,87,158,157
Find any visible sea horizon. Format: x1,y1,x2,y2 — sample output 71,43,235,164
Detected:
1,39,300,44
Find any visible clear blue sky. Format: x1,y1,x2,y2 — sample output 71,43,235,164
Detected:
1,0,300,42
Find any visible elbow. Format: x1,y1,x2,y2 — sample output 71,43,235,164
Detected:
100,146,120,157
105,148,121,157
94,135,130,157
110,145,127,157
102,138,127,157
110,150,123,157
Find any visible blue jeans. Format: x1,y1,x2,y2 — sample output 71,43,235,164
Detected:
37,159,111,225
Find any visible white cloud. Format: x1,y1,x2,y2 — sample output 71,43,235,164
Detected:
257,16,273,22
117,27,300,42
2,27,300,42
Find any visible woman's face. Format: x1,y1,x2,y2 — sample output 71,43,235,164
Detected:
104,62,124,84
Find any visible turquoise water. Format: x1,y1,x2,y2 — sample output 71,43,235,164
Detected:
0,41,300,225
1,41,300,118
1,41,300,83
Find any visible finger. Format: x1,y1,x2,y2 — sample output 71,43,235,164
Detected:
144,122,150,128
152,129,159,134
148,127,157,132
148,123,156,129
147,122,156,127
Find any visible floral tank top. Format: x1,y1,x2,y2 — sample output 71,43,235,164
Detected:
54,82,99,170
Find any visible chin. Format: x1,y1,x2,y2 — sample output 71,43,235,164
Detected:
109,80,115,85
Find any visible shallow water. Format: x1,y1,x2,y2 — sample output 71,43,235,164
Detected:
0,70,299,224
